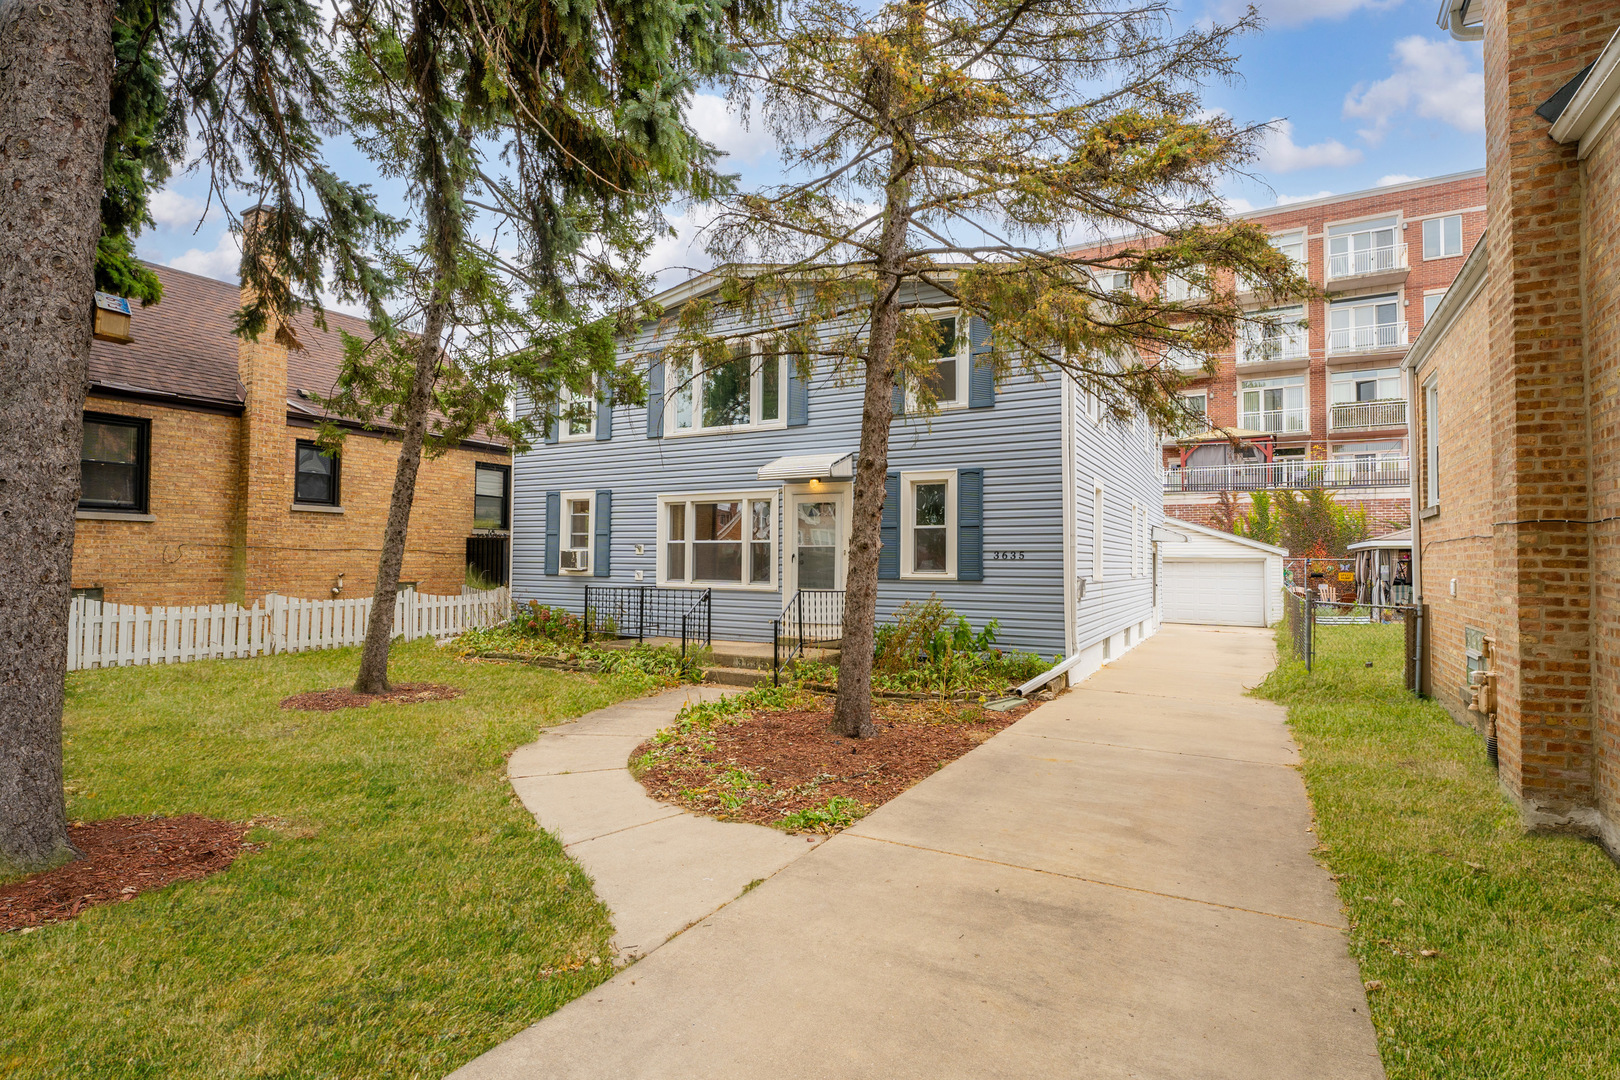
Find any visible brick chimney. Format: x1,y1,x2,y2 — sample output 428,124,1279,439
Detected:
233,204,293,604
1481,1,1620,828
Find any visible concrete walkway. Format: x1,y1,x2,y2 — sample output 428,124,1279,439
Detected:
457,625,1382,1080
506,684,815,959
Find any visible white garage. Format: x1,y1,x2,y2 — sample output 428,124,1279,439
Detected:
1158,520,1288,627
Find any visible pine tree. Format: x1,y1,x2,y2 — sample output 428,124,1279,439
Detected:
325,0,753,693
664,0,1313,735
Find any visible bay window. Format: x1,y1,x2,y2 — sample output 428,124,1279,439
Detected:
660,492,777,588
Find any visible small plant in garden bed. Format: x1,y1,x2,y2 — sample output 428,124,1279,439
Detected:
456,622,699,695
631,686,1028,833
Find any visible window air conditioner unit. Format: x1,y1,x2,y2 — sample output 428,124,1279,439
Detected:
560,548,590,571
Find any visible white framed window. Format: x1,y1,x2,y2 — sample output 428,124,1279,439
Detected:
1327,215,1401,279
1182,391,1208,421
1237,305,1308,365
1328,294,1403,353
1423,289,1447,323
664,340,786,436
1423,215,1463,260
1092,479,1105,579
908,314,969,411
560,490,594,573
657,491,777,589
1330,366,1402,403
900,469,957,579
1270,229,1306,271
1424,378,1440,506
558,381,595,441
1161,267,1204,303
1240,375,1307,434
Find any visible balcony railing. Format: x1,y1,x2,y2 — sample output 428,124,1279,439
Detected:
1327,241,1408,280
1237,329,1309,365
1164,456,1411,494
1330,398,1408,431
1239,407,1308,434
1328,321,1408,355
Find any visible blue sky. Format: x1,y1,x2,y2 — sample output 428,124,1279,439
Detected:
135,0,1486,293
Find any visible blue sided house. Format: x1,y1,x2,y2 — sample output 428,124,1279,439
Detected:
511,274,1168,680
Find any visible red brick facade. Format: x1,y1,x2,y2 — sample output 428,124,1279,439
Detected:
1412,0,1620,851
72,265,510,606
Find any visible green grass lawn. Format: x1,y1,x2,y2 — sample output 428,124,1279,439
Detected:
0,640,654,1079
1260,624,1620,1079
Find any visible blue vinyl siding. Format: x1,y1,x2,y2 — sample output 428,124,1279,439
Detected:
513,288,1162,659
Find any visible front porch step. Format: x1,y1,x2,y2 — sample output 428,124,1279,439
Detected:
707,647,841,672
703,666,772,687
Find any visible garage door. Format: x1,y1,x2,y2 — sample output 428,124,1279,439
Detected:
1163,559,1266,626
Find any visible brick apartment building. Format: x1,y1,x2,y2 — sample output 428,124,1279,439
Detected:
1138,171,1487,535
1410,1,1620,853
75,262,511,607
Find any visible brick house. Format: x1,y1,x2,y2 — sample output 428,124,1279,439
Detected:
1409,1,1620,852
1134,172,1487,536
76,262,511,606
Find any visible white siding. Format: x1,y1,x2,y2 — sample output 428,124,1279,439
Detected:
1160,523,1285,625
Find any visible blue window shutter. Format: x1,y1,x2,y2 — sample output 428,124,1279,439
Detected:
646,355,664,438
968,316,995,409
891,378,905,420
787,355,809,427
544,491,560,575
878,472,901,580
544,403,558,445
596,394,613,441
958,469,984,581
594,490,612,577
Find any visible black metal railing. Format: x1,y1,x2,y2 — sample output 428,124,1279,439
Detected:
1164,457,1411,494
773,589,844,685
582,585,712,648
465,536,510,586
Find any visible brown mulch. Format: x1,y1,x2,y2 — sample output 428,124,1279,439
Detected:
279,682,463,711
633,698,1030,832
1,815,254,932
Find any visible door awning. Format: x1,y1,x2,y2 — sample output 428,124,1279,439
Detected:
756,452,856,482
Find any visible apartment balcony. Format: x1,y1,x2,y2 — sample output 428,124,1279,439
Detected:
1239,407,1309,436
1330,398,1408,432
1327,321,1408,358
1163,456,1411,494
1236,330,1310,369
1326,241,1409,289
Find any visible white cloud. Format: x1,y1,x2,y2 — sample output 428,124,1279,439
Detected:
1210,0,1403,27
688,94,775,168
1257,119,1363,172
168,229,241,281
643,205,721,292
146,187,207,231
1275,190,1336,205
1377,173,1421,186
1344,36,1485,144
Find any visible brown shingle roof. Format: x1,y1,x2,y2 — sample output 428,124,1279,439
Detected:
89,264,244,407
89,262,505,450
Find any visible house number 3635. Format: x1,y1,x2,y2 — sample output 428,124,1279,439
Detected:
990,550,1026,560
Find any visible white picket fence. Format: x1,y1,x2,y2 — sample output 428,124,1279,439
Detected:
66,587,511,672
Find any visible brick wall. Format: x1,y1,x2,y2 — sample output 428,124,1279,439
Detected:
71,397,242,605
1409,284,1493,726
1582,83,1620,839
1164,493,1410,536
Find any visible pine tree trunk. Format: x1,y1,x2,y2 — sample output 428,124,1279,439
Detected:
352,300,448,695
0,0,116,871
831,86,914,738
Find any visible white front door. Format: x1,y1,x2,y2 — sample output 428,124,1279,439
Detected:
785,485,849,597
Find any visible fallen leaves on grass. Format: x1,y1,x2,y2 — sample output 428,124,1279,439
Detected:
632,694,1027,833
1,815,254,932
280,683,463,711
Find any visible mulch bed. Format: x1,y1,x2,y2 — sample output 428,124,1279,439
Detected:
1,815,254,933
280,682,463,711
633,698,1030,832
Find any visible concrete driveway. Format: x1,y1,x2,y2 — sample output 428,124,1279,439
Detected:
451,624,1383,1080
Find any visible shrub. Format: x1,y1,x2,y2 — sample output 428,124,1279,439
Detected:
866,596,1047,695
512,601,583,643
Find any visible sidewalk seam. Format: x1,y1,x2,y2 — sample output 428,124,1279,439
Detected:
845,833,1344,930
1001,731,1298,769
